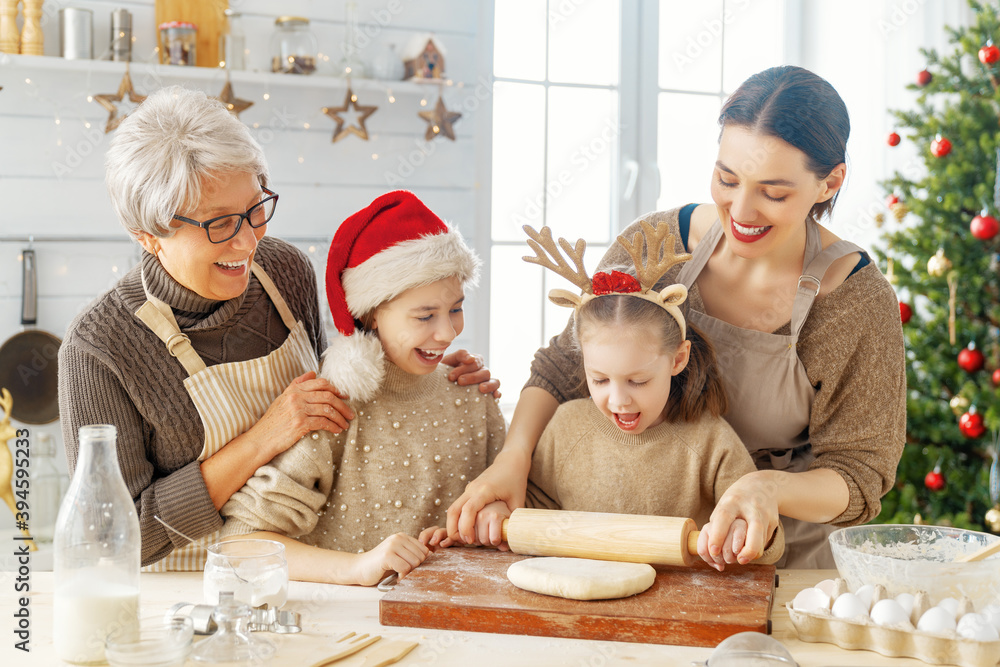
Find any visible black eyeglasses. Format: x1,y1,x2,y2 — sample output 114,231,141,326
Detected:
173,187,279,244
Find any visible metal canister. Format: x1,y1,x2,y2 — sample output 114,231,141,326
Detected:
110,8,131,62
59,7,93,60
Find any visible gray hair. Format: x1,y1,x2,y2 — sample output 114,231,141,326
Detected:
105,86,269,237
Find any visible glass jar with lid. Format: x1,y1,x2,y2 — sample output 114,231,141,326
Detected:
158,21,197,66
270,16,317,74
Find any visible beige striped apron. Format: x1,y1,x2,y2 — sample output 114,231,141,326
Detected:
135,262,319,571
677,219,864,569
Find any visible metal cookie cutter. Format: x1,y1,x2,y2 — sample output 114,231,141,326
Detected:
169,595,302,635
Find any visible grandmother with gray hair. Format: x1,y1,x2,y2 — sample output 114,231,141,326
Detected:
58,87,494,570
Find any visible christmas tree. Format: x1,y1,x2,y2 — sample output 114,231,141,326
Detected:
875,0,1000,532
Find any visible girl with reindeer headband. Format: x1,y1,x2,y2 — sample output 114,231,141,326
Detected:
471,222,784,567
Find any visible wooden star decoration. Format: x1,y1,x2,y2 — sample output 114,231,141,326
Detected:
215,80,253,118
93,69,147,133
418,95,462,141
322,88,378,142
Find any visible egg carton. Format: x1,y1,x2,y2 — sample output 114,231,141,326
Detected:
787,579,1000,667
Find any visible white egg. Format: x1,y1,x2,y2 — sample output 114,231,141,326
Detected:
957,613,1000,642
982,604,1000,632
894,592,915,616
854,584,875,611
814,578,838,597
792,587,831,613
918,606,957,634
937,597,961,620
832,593,869,620
870,599,911,627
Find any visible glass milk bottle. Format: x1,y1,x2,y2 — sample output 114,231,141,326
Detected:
53,425,140,664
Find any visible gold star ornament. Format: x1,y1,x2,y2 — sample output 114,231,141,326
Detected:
418,95,461,141
93,68,147,133
322,88,378,142
215,80,253,118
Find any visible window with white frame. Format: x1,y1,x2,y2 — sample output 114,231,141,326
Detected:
489,0,787,410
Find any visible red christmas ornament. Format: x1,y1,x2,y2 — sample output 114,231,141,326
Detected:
970,213,1000,240
592,270,640,295
959,409,986,438
917,69,933,86
980,43,1000,65
931,136,952,157
886,194,900,207
958,344,985,373
888,132,901,147
899,302,912,324
992,368,1000,386
924,466,945,492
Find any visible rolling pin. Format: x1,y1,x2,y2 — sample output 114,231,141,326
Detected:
501,508,701,567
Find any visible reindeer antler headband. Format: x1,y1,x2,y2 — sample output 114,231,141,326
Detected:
522,221,693,339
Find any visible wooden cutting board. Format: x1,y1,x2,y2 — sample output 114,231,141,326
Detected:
379,548,776,647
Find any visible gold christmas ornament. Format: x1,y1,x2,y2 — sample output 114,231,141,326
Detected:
214,80,253,118
947,273,958,345
949,394,971,416
874,212,886,228
927,248,952,277
890,202,909,222
418,95,461,141
93,67,147,133
323,87,378,142
985,505,1000,533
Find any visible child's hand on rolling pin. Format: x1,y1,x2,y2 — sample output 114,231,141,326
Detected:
418,526,455,549
697,518,761,571
472,500,512,550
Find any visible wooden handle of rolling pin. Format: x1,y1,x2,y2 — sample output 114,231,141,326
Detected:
500,508,700,567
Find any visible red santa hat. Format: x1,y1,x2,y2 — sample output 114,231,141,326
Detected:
322,190,480,402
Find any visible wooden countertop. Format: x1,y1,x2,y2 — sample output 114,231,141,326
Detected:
1,566,933,666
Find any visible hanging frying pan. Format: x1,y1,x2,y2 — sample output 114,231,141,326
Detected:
0,249,61,424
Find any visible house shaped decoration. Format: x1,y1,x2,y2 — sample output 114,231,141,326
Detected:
403,35,446,80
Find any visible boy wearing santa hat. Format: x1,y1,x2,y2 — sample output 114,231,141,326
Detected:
219,191,506,585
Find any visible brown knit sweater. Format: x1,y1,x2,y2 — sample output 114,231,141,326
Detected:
527,208,906,528
220,362,506,552
526,399,784,564
57,236,326,566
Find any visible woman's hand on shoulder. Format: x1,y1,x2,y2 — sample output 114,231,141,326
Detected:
252,371,354,459
353,533,430,586
443,349,501,399
699,471,780,569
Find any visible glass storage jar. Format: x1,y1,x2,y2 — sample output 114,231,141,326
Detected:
270,16,317,74
159,21,197,66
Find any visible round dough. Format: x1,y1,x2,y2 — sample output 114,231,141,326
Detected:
506,557,656,601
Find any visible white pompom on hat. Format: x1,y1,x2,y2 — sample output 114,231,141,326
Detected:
322,190,480,402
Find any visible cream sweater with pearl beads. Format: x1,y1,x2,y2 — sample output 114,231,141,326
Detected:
220,361,505,552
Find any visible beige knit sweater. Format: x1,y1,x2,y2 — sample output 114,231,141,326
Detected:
526,208,906,528
221,362,506,552
526,399,784,564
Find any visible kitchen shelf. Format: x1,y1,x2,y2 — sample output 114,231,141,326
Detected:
0,52,467,94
